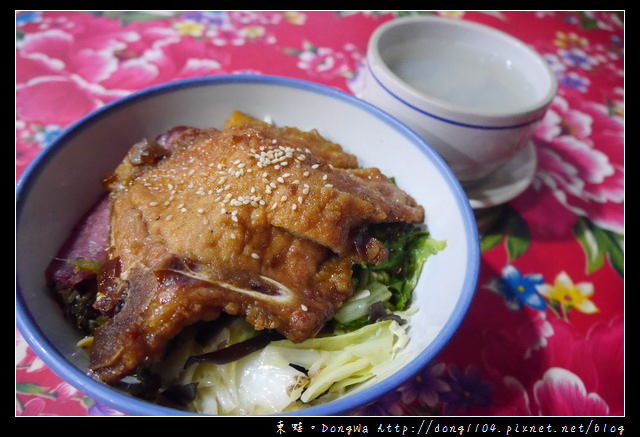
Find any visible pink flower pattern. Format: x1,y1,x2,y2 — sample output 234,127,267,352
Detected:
530,95,624,234
533,368,609,415
295,43,352,79
16,11,623,417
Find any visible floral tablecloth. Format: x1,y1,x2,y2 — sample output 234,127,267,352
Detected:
16,11,624,417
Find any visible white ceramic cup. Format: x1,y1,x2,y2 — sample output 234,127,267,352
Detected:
359,16,557,183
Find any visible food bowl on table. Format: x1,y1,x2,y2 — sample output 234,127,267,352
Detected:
16,74,480,416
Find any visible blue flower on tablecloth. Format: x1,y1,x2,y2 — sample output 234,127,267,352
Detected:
87,400,124,416
485,265,546,311
398,361,450,410
558,47,600,71
16,11,42,26
440,365,493,414
560,71,590,92
33,124,62,147
179,11,229,27
563,14,580,25
611,34,622,45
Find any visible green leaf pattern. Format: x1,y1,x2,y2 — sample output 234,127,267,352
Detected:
481,209,622,278
574,217,624,277
480,206,531,262
16,382,58,399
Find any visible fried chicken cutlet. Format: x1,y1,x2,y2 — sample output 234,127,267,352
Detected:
89,112,425,383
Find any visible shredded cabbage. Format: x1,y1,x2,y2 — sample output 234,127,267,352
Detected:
182,319,408,415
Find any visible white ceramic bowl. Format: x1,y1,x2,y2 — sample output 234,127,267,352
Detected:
360,16,557,183
16,75,480,416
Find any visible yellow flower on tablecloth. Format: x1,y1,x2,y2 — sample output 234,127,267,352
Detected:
537,271,598,314
175,20,205,37
554,31,588,49
243,25,266,39
283,11,307,25
435,11,465,19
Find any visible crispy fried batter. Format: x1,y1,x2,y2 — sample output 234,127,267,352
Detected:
89,112,424,383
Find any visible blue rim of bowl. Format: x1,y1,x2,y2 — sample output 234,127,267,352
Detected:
16,74,480,417
367,61,545,131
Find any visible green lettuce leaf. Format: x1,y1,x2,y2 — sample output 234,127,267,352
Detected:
334,223,446,327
